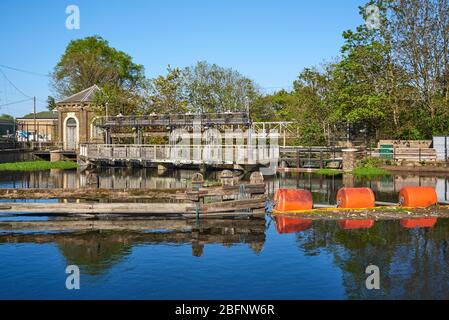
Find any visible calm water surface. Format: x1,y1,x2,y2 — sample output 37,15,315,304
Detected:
0,168,448,299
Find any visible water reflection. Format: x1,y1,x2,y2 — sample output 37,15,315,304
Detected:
0,218,266,274
293,218,449,299
1,169,449,299
3,169,449,205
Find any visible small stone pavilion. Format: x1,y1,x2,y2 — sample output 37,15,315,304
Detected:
56,85,103,151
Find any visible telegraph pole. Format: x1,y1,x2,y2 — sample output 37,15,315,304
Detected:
33,96,36,142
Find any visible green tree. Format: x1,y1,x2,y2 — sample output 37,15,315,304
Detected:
329,20,390,135
251,89,295,122
47,96,57,111
52,35,146,115
182,61,259,113
145,67,188,114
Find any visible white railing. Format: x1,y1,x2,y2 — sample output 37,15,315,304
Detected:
80,144,279,165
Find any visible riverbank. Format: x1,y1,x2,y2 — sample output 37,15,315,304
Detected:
0,161,78,171
278,167,390,176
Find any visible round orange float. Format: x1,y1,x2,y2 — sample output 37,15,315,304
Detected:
398,187,437,208
336,188,375,209
338,219,375,230
275,216,313,234
400,218,438,229
274,189,313,212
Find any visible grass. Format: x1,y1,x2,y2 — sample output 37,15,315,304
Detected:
313,167,390,177
314,169,344,176
0,161,79,172
352,167,391,177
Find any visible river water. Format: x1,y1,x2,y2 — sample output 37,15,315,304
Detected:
0,168,448,299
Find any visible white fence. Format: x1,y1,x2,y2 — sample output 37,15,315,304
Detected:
80,144,279,165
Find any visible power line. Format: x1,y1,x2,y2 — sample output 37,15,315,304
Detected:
0,68,34,99
0,98,32,108
0,64,50,77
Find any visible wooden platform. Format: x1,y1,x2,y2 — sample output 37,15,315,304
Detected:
0,172,267,219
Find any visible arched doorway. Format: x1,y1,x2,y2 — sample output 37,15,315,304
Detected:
65,118,77,150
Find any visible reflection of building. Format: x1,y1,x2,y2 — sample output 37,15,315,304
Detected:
15,111,58,142
56,85,102,150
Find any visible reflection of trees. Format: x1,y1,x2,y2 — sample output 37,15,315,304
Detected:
56,232,132,275
295,219,449,299
0,218,266,274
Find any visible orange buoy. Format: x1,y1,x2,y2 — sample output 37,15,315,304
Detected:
338,219,375,230
336,188,375,209
274,189,313,212
400,218,437,229
398,187,437,208
275,216,313,234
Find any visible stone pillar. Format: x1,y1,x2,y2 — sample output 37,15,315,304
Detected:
250,171,264,184
50,151,63,162
220,170,234,187
342,148,358,171
342,173,355,188
192,172,204,191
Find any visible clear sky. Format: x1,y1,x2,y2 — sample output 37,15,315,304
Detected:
0,0,366,117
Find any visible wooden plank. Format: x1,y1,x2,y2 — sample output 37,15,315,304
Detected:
182,211,260,219
186,199,265,213
0,202,187,214
0,219,190,231
0,188,187,200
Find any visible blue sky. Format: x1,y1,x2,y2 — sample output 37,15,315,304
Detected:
0,0,366,117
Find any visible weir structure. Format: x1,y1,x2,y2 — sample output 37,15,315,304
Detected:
80,112,282,173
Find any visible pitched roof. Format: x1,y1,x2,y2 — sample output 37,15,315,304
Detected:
57,84,100,103
18,111,58,119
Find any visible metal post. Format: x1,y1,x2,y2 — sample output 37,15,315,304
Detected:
296,149,301,169
33,97,36,142
445,136,447,161
320,150,323,169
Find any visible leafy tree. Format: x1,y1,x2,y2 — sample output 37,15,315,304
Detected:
329,4,390,135
182,61,259,113
52,35,146,115
145,67,188,114
0,114,14,122
251,89,295,122
47,96,57,111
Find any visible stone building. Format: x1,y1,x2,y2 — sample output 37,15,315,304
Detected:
56,85,103,150
15,111,58,142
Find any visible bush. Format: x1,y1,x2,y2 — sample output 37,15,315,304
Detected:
358,156,380,169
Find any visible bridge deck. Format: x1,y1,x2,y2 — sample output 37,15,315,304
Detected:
80,144,279,166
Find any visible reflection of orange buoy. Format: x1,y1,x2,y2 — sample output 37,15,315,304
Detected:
275,216,313,234
336,188,375,209
400,218,437,229
274,189,313,212
399,187,437,208
338,219,375,230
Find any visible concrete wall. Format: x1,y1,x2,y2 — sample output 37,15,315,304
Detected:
0,150,33,163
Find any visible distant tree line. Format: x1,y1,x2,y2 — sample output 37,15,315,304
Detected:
50,0,449,145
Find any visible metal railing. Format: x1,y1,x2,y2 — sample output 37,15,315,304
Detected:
95,112,251,128
80,143,279,165
366,148,437,162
